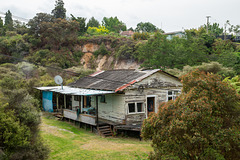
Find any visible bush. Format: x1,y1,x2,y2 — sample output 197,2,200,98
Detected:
87,26,109,35
93,42,109,56
133,32,150,40
166,61,235,78
142,70,240,159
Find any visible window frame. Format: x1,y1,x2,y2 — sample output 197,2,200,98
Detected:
100,95,106,103
127,102,145,114
74,95,80,101
166,90,180,101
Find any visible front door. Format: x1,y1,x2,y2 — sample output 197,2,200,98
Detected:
147,97,155,116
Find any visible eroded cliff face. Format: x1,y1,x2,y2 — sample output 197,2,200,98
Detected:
77,43,141,71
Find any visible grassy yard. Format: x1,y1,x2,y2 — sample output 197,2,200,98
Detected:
40,114,152,160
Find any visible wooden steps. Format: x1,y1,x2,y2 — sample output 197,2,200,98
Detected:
98,125,113,137
52,113,63,120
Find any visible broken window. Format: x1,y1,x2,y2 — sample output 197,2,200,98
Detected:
167,90,180,101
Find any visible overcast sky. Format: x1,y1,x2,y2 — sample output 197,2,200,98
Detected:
0,0,239,32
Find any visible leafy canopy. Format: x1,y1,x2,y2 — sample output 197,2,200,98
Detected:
135,22,160,33
87,17,100,28
102,16,127,33
51,0,66,19
142,70,240,160
4,10,13,31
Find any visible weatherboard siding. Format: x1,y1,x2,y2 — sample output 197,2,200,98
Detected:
135,72,182,87
98,94,126,124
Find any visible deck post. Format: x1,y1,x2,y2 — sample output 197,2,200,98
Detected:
96,96,99,128
56,94,59,112
64,94,66,109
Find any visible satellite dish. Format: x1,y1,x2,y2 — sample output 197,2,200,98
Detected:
54,75,63,85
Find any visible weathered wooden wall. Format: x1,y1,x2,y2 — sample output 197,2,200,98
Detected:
125,113,145,125
90,94,126,124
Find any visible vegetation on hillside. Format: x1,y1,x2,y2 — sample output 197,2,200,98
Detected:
1,0,240,159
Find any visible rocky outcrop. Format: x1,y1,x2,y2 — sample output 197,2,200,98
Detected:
79,43,141,71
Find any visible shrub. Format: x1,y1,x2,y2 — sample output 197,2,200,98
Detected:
93,42,109,56
142,70,240,159
133,32,150,40
87,26,109,35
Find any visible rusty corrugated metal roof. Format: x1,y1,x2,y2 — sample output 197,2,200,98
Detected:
68,69,178,92
69,69,156,91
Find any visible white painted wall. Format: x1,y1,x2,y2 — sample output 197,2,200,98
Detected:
97,94,125,124
72,95,80,111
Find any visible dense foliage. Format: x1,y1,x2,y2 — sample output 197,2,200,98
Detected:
102,16,127,33
1,2,240,158
135,22,160,33
4,10,13,31
0,63,50,159
51,0,66,19
87,17,100,28
142,70,240,159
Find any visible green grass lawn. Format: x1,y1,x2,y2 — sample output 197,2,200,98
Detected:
40,113,152,160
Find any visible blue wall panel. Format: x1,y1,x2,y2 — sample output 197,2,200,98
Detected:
42,91,53,112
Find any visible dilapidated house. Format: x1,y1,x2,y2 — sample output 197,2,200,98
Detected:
36,69,182,136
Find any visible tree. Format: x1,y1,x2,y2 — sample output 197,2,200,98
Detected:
87,17,100,28
128,27,134,31
102,16,127,33
51,0,66,19
0,17,4,35
71,14,87,35
166,61,235,78
27,13,53,36
0,63,49,159
142,70,240,159
136,32,208,69
135,22,158,33
13,20,28,35
204,23,224,36
4,10,13,31
39,18,79,50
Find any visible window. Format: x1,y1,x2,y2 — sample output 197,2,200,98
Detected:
74,95,80,101
137,103,143,112
128,102,144,114
167,90,180,101
100,95,106,103
128,103,135,113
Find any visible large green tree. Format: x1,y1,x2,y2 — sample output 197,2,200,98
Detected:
0,63,49,159
39,18,79,50
0,17,4,35
204,23,224,36
135,22,159,33
27,13,53,36
136,32,209,69
71,14,87,36
87,17,100,28
51,0,66,19
142,70,240,160
4,10,13,31
102,16,127,33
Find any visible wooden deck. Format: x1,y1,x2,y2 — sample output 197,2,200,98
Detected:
63,109,143,131
63,109,96,126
